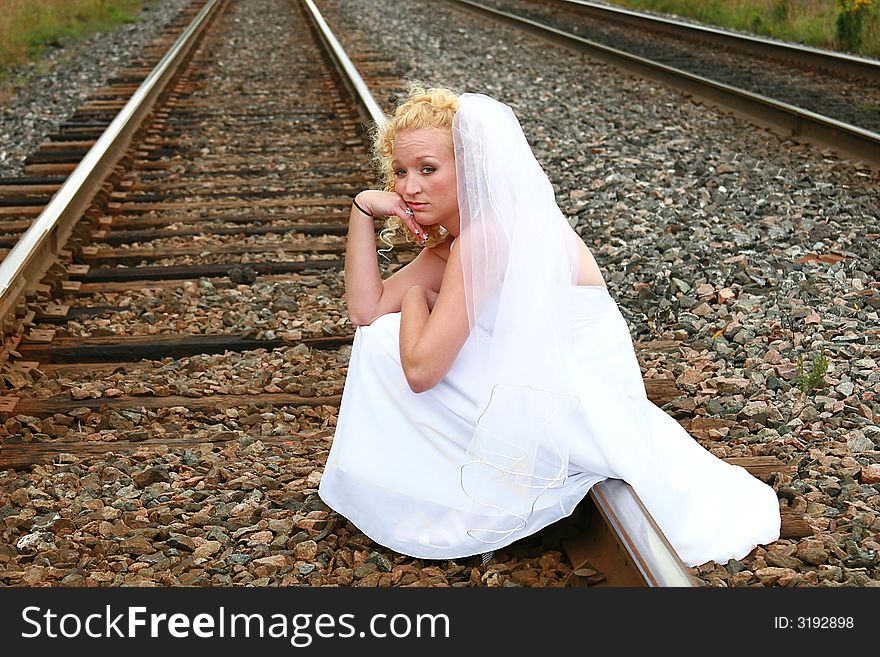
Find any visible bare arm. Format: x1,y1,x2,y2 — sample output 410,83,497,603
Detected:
399,240,470,393
345,190,430,326
344,200,383,326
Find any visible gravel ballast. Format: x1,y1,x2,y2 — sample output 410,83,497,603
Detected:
0,0,878,588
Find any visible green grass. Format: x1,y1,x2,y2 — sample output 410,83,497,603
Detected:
0,0,155,77
794,346,829,394
605,0,880,58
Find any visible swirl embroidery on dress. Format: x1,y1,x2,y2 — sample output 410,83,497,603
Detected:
459,381,581,545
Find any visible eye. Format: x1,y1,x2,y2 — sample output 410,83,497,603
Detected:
421,166,436,174
394,169,406,177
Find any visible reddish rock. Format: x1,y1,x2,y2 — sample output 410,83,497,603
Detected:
22,567,47,585
694,283,715,299
192,541,220,560
355,572,381,587
714,376,750,393
120,538,156,556
676,369,704,385
755,567,792,585
717,288,736,303
860,464,880,485
763,349,782,364
777,572,802,587
294,540,318,561
510,568,540,586
253,555,289,568
246,531,273,544
538,552,562,571
332,567,353,585
398,572,419,586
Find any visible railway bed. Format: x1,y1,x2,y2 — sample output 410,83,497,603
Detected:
0,0,866,588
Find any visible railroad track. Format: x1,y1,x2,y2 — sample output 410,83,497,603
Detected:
0,0,811,587
445,0,880,168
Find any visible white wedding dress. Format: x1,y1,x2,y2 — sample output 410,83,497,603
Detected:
319,256,781,568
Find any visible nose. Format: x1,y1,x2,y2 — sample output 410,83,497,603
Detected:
401,173,421,198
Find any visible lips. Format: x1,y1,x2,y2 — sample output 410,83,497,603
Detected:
406,202,429,211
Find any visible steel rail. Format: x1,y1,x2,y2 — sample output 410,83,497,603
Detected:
445,0,880,169
557,0,880,83
300,0,386,127
0,0,225,339
588,479,696,586
303,0,697,586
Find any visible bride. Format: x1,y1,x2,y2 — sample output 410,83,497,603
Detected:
318,83,781,569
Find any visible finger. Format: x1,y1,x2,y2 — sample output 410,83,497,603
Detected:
388,195,414,231
405,209,428,239
397,207,423,239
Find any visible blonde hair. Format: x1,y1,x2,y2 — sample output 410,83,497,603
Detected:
372,81,460,253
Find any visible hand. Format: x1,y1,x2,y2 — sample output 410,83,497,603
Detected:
355,190,428,243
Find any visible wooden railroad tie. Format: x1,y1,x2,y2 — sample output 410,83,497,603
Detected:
16,333,352,363
6,391,341,418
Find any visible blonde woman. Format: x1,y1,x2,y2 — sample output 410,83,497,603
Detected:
318,84,781,568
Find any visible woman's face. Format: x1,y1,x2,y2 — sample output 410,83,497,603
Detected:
392,128,459,231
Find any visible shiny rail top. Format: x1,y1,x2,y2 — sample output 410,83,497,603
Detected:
592,479,697,587
301,0,385,127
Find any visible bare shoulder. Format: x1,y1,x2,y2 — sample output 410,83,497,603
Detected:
573,230,607,287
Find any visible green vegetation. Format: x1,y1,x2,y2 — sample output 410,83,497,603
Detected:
836,0,875,51
794,346,829,394
0,0,154,76
605,0,880,58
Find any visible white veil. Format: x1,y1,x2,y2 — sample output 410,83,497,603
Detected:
453,93,584,545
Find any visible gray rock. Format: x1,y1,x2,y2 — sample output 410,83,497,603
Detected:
844,545,877,569
228,266,258,286
366,551,393,573
847,434,874,453
353,563,378,579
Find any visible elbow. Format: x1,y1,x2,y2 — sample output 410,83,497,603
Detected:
345,293,373,327
347,303,377,327
348,311,371,327
402,360,440,394
405,371,437,394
